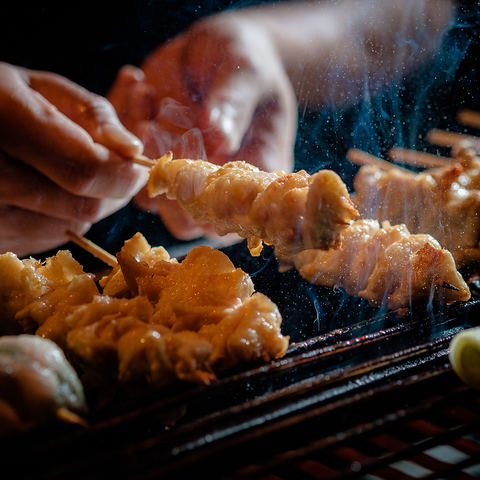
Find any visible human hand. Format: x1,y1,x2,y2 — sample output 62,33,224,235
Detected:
108,14,297,240
0,62,148,257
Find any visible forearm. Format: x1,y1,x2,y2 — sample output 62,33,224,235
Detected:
230,0,456,108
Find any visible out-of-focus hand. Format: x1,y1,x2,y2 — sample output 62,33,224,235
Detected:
0,62,148,257
108,14,297,240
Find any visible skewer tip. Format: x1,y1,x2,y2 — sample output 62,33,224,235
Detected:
132,154,157,168
457,109,480,130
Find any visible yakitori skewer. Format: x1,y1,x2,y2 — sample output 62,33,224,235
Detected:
147,152,359,257
65,230,117,267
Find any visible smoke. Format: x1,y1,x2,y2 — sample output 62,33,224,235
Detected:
142,98,208,161
295,1,477,189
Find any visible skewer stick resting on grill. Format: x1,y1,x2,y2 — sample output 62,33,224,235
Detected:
65,230,117,267
388,147,452,168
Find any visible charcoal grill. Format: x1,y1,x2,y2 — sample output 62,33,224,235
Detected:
3,243,480,480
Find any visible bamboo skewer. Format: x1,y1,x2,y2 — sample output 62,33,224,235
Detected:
65,230,117,267
64,154,156,267
426,129,480,148
346,148,410,172
457,109,480,130
132,154,157,168
388,147,452,169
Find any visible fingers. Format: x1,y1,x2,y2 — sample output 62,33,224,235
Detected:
26,69,144,158
0,152,132,223
179,17,297,171
179,21,253,157
201,74,266,158
199,68,297,172
0,204,92,258
0,83,149,199
107,65,157,134
0,64,149,199
0,151,135,257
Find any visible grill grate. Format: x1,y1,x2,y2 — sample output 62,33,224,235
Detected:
3,246,480,480
248,387,480,480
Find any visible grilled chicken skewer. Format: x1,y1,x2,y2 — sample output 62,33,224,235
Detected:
146,152,359,257
0,233,289,403
349,144,480,267
281,218,470,310
141,152,469,309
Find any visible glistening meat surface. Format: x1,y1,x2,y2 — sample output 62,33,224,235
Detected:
147,152,359,257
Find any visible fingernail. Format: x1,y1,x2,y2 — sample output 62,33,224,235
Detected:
102,123,143,149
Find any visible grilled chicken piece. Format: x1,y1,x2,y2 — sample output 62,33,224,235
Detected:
115,242,289,369
68,241,288,396
0,335,87,436
0,235,288,404
65,296,215,398
0,250,99,346
353,153,480,267
147,152,358,257
284,219,470,310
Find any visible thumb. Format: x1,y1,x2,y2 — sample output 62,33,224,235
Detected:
108,65,156,133
199,72,264,160
107,65,145,111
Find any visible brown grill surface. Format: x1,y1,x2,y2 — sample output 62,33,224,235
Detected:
3,244,480,480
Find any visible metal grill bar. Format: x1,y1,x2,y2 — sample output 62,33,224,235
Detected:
4,265,480,479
